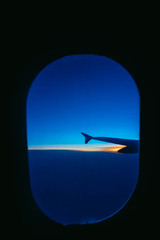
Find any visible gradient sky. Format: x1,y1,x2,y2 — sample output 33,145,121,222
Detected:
26,54,140,149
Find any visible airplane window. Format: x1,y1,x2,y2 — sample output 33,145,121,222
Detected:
26,54,140,225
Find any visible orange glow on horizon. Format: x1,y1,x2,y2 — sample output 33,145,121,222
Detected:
99,146,126,152
28,144,126,153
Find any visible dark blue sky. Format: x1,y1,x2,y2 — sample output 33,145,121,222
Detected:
26,54,140,149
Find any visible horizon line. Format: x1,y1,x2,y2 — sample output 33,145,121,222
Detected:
28,144,126,152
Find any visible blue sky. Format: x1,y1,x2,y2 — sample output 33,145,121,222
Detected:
26,54,140,149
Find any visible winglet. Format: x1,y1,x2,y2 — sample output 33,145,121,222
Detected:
81,132,92,144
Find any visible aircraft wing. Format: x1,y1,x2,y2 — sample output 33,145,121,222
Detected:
81,132,139,153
